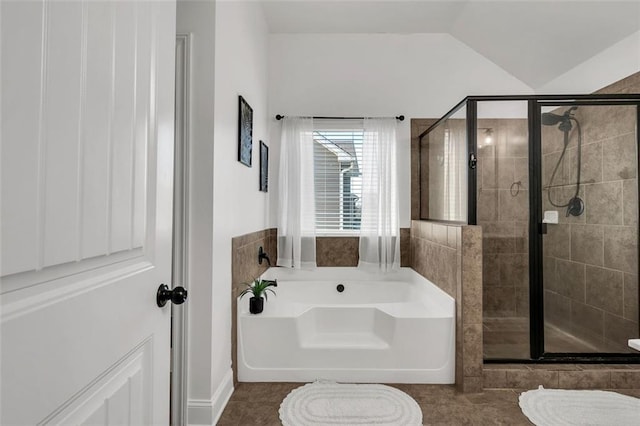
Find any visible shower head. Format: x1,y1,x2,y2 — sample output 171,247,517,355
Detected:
541,107,578,131
541,112,566,126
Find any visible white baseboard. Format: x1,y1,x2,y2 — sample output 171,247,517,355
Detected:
187,398,214,426
187,369,234,425
211,370,234,425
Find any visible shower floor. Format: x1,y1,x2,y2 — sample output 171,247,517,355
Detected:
483,317,614,359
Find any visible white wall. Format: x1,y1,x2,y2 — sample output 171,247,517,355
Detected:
537,30,640,94
211,0,270,421
268,33,534,227
177,0,269,424
176,1,217,423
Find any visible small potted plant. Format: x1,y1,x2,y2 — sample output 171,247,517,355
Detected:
239,278,277,314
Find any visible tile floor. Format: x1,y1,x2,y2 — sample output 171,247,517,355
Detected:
217,382,535,425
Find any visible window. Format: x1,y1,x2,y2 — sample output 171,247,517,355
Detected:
313,128,363,234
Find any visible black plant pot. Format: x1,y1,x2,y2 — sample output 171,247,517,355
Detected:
249,296,264,314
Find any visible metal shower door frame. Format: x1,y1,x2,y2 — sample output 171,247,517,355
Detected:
460,94,640,364
529,97,640,362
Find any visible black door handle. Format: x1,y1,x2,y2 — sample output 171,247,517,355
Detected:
469,153,477,169
539,223,548,235
157,284,188,307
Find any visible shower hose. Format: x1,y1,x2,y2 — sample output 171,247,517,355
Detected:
546,118,583,215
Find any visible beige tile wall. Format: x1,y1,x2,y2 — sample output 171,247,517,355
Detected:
410,220,483,393
484,364,640,390
411,72,640,393
542,73,640,352
411,119,485,393
315,230,411,267
316,237,360,266
410,221,459,297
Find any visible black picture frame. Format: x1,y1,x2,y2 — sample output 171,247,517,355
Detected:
238,95,253,167
259,141,268,192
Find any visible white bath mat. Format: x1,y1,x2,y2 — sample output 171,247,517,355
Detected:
519,386,640,426
279,382,423,425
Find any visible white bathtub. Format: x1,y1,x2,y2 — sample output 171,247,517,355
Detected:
237,267,455,384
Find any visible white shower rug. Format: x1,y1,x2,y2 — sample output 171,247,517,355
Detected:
279,382,423,426
519,386,640,426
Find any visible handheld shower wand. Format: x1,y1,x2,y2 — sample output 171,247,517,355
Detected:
542,107,584,217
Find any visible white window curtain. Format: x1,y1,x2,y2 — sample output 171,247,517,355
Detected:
443,122,467,222
277,117,317,269
358,118,399,271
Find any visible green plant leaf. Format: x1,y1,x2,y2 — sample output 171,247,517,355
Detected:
263,287,276,301
239,278,277,299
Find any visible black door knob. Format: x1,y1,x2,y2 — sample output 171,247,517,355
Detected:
157,284,188,307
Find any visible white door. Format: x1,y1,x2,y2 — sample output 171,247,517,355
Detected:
1,1,176,424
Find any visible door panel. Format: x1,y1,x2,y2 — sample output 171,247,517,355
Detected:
1,1,43,275
539,103,639,354
42,1,83,268
1,1,176,424
111,0,137,254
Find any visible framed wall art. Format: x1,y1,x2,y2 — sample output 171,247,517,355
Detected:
259,141,268,192
238,95,253,167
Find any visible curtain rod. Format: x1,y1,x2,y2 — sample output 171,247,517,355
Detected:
275,114,405,121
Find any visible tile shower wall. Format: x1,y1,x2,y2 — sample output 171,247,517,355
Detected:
542,73,640,352
477,119,530,319
410,220,483,393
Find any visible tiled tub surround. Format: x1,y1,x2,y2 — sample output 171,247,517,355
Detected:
410,220,483,393
477,118,530,321
410,121,485,392
316,229,411,267
232,229,278,293
231,230,410,297
541,102,639,353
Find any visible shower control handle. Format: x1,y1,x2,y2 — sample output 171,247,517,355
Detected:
468,153,477,169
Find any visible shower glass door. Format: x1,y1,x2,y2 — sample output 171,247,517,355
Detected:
539,102,640,354
476,101,531,360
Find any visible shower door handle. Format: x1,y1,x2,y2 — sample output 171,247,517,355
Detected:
539,223,548,235
468,153,477,169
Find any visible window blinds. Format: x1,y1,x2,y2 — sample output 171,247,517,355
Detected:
313,129,364,233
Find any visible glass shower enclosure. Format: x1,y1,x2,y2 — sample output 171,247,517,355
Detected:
419,94,640,362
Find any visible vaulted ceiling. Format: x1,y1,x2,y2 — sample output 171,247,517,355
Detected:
260,0,640,89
